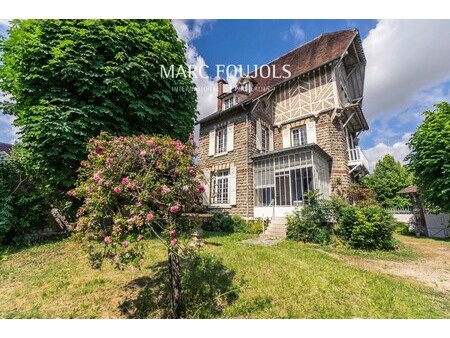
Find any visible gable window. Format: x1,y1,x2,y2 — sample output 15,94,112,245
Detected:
223,97,234,110
216,126,227,154
213,170,229,204
240,82,250,92
261,126,270,152
291,126,307,147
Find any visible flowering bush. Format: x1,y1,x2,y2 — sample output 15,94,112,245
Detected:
71,132,204,270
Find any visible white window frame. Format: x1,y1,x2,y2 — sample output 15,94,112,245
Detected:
241,82,250,92
216,126,227,154
261,126,270,152
212,170,230,205
223,97,234,110
291,126,307,147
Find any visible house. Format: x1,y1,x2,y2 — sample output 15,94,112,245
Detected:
0,142,12,163
198,29,369,222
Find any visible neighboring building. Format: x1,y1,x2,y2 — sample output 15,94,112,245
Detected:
198,29,369,220
0,142,13,163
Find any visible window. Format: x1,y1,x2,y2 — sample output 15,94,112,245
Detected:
253,151,328,207
213,170,229,204
261,126,270,152
240,82,250,92
223,97,234,110
291,126,307,147
216,126,227,153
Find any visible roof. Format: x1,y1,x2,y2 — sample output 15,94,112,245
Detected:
251,143,332,162
398,185,418,195
246,29,358,101
199,29,358,125
0,142,12,155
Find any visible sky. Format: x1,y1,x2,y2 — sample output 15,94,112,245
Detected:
1,19,450,170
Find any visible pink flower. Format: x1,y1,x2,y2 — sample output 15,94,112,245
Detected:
146,139,154,147
189,133,194,141
169,230,176,238
67,189,76,197
97,178,104,186
146,212,154,222
96,145,104,154
137,234,144,242
127,216,137,225
93,171,102,182
138,259,144,266
104,180,112,187
171,238,177,246
175,140,185,152
161,185,171,194
169,205,180,214
121,241,129,248
113,186,122,194
104,236,112,245
197,184,206,193
121,177,129,185
139,150,147,157
80,160,87,167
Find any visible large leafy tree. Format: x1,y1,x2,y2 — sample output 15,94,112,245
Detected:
362,154,413,208
407,102,450,212
0,19,197,194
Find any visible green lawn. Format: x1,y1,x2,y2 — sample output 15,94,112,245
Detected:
0,232,448,318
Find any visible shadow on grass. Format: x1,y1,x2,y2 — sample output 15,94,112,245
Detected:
119,253,239,318
0,232,70,257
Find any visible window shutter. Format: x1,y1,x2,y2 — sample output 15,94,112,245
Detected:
229,166,237,205
202,169,211,206
282,126,291,148
208,129,215,156
269,128,274,151
226,123,234,152
256,119,262,150
306,121,317,144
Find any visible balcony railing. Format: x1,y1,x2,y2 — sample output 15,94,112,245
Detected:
348,147,369,172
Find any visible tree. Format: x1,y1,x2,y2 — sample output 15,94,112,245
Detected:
407,102,450,212
361,154,413,208
0,20,197,196
73,132,205,317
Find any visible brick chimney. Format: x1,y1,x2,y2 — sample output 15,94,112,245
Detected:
217,78,228,112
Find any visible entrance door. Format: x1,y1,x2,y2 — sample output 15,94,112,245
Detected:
275,170,290,206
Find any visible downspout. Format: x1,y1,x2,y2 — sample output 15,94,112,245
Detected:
241,98,260,223
245,108,250,223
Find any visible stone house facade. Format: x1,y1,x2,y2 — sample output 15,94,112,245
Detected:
198,29,369,220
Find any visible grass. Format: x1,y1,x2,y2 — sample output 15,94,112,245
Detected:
318,235,419,261
0,233,448,318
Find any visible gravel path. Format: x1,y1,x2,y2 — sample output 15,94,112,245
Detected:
329,237,450,293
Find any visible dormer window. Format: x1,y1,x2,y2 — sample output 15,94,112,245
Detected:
240,82,250,92
223,97,234,110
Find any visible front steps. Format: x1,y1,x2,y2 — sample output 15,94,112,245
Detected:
262,217,288,239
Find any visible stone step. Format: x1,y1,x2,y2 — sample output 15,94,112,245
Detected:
261,233,285,240
265,229,287,235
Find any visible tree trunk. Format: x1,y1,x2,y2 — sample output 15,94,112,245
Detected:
168,247,181,318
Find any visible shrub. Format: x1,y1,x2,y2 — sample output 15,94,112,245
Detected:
337,205,396,250
72,132,204,269
202,213,250,233
248,219,267,235
286,191,334,244
0,146,50,245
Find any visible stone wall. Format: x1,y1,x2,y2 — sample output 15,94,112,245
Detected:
198,109,254,219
